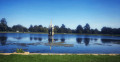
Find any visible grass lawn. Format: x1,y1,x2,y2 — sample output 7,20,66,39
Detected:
0,55,120,62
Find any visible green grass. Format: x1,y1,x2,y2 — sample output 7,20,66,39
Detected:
0,55,120,62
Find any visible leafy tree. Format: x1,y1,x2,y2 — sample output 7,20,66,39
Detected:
76,25,83,34
1,18,7,25
0,18,8,31
59,24,66,33
7,27,13,31
29,25,34,32
12,25,28,32
54,25,59,33
101,27,112,34
94,28,99,34
66,28,72,33
43,27,48,33
83,23,91,34
101,27,120,34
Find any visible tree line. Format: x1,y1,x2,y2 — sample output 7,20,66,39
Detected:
0,18,120,34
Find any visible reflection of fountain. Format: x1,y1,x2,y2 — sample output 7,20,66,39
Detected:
48,36,54,50
47,36,73,50
48,36,54,43
76,38,82,44
0,36,7,46
84,38,90,46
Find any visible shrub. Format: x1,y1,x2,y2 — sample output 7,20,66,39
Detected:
16,48,24,53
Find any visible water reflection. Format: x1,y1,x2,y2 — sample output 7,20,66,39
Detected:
91,38,98,42
13,37,22,40
30,37,42,41
61,38,65,43
76,38,90,46
54,39,58,41
47,36,73,50
101,39,120,44
48,36,54,50
48,36,54,43
38,38,42,41
30,37,33,40
84,38,90,46
1,33,120,53
0,36,7,46
76,38,82,44
94,38,98,41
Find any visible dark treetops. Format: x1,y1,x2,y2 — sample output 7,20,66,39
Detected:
0,18,120,34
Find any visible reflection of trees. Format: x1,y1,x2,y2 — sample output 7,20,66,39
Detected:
94,38,98,41
30,37,33,40
38,38,42,41
101,39,120,44
61,38,65,43
91,38,98,41
0,36,7,46
14,37,22,40
76,38,82,44
34,37,37,40
30,37,42,41
54,39,58,41
84,38,90,46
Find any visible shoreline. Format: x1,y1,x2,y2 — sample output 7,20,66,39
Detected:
0,32,120,36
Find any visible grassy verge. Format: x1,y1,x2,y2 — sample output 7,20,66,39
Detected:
0,55,120,62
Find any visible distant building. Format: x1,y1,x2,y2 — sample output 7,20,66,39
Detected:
16,30,19,32
48,20,54,36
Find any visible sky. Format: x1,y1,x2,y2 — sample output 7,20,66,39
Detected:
0,0,120,30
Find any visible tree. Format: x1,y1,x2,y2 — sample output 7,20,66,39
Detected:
101,27,120,34
94,28,99,34
1,18,7,25
83,23,91,34
91,28,99,34
101,27,112,34
66,28,72,33
59,24,66,33
54,25,59,33
33,25,39,32
76,25,83,34
29,25,34,32
43,27,48,33
7,27,13,31
0,18,8,31
12,25,28,32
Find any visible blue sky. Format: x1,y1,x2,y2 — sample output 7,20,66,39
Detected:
0,0,120,30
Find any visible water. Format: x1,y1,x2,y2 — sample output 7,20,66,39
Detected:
0,33,120,54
